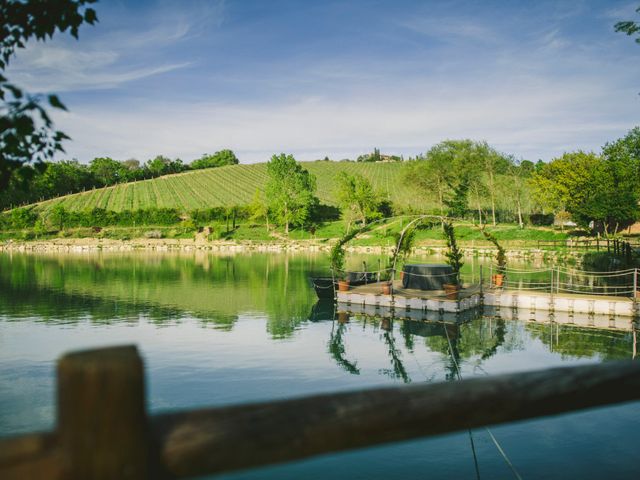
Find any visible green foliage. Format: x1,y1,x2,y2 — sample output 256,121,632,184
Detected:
9,207,37,228
266,153,318,234
442,222,464,285
0,0,98,189
614,6,640,43
145,155,185,176
444,174,470,218
481,228,507,273
405,139,511,219
357,147,382,162
191,149,239,170
531,150,639,233
20,162,439,215
329,228,362,275
48,204,68,230
335,171,381,228
89,157,128,186
248,189,269,228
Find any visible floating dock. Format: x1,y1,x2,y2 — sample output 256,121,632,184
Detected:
336,281,640,318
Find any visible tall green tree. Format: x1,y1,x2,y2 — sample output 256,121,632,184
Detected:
191,149,239,169
335,172,380,229
265,153,318,234
405,139,505,219
0,0,98,189
531,150,638,233
248,188,269,231
503,159,534,228
145,155,185,176
602,126,640,184
89,157,127,186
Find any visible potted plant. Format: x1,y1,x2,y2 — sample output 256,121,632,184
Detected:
481,229,507,287
442,222,464,300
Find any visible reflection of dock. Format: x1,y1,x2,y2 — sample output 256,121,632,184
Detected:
337,281,639,318
485,306,637,332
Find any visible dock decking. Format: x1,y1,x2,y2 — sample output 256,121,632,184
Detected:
336,281,639,318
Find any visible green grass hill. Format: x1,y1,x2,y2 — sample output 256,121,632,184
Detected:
33,161,428,214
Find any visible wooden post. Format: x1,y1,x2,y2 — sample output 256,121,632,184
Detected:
57,345,148,480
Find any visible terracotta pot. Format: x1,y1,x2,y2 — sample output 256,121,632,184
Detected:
400,271,405,281
443,283,460,300
492,273,505,287
338,280,350,292
338,311,350,324
382,282,392,295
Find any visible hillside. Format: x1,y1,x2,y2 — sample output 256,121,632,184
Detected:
33,161,428,214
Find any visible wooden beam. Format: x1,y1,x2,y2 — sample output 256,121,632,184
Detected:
0,432,64,480
2,352,640,479
57,345,148,480
152,361,640,478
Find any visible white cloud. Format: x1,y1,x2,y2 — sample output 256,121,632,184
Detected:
5,0,224,92
398,16,499,44
52,68,639,164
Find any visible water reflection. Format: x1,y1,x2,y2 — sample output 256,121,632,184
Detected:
2,252,640,479
329,302,638,382
0,252,321,337
1,252,636,364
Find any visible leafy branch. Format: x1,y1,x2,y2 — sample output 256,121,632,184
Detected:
442,221,464,286
481,228,507,274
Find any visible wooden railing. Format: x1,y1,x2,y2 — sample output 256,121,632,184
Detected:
1,345,640,479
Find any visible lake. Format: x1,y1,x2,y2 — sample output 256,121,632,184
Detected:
0,251,638,479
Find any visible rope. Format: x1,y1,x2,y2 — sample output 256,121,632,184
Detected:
556,269,635,279
556,266,636,275
442,324,523,480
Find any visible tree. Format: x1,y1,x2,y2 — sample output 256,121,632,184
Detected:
0,0,98,190
404,147,452,216
191,149,239,169
89,157,127,186
531,150,638,234
478,142,511,225
504,159,533,228
356,148,381,162
335,172,380,230
602,126,640,186
444,174,470,218
36,159,94,197
248,188,269,231
145,155,185,177
48,204,68,230
265,153,317,234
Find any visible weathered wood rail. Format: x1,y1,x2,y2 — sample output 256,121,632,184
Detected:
2,345,640,479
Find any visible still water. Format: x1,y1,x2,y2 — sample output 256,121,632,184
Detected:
0,251,638,479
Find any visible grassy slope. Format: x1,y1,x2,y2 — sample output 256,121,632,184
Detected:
34,161,429,213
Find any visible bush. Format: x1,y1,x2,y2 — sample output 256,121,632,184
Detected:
529,213,554,226
10,208,38,228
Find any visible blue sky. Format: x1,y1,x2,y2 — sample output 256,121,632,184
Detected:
7,0,640,163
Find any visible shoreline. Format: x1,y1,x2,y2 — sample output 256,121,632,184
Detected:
0,237,587,260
